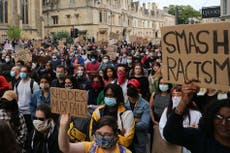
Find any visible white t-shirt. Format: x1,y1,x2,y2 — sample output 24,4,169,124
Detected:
15,78,40,115
159,108,202,153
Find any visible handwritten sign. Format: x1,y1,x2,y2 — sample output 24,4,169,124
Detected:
14,48,32,62
34,41,41,49
161,22,230,91
110,32,119,40
50,87,88,117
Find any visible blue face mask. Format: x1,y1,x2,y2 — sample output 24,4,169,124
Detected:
20,72,27,79
91,58,96,63
94,133,117,149
104,97,117,107
159,84,169,92
10,71,15,77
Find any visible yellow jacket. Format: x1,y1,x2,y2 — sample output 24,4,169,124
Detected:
89,105,135,147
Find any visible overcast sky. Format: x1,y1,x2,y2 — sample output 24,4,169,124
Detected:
138,0,220,10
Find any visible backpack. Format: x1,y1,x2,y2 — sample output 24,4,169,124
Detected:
88,143,126,153
15,79,35,95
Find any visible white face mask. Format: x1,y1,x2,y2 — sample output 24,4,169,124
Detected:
33,119,49,132
40,83,50,89
5,58,10,63
172,96,181,108
217,93,228,100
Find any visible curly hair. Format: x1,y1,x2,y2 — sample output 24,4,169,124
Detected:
104,83,124,105
199,98,230,138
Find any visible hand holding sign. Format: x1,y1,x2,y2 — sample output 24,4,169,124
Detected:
50,87,88,118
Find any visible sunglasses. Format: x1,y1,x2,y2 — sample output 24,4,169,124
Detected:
34,117,46,121
215,114,230,123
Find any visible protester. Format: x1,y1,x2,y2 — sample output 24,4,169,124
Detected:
0,120,21,153
129,62,150,100
0,90,28,152
90,83,135,147
116,64,129,98
27,103,62,153
0,75,9,97
59,115,132,153
159,85,202,153
10,66,21,89
30,75,51,118
163,81,230,153
14,65,40,132
88,75,104,105
149,77,172,124
99,55,114,70
103,67,117,86
125,79,150,153
74,65,90,90
51,65,65,88
64,76,76,89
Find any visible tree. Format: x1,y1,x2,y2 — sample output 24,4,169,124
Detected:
7,26,21,41
53,31,73,44
168,5,201,24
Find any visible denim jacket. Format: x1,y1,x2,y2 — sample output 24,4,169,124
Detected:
30,89,50,117
125,96,150,153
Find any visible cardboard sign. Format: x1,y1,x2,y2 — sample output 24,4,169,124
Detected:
161,22,230,91
50,87,88,117
106,45,117,59
110,32,119,40
13,48,32,62
152,125,181,153
34,41,41,49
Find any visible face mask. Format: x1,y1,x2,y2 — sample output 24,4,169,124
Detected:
20,72,27,79
127,59,132,64
104,97,117,107
91,82,101,90
217,93,228,100
172,96,181,108
10,71,15,77
117,71,126,85
32,63,37,69
77,70,84,77
52,56,57,61
56,73,65,80
33,120,49,132
157,53,161,57
40,83,50,89
103,59,109,63
5,58,10,63
94,134,117,149
75,53,78,57
65,84,73,89
159,84,169,92
91,58,96,63
127,87,139,98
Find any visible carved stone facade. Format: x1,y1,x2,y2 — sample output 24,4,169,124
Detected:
43,0,175,43
0,0,44,41
220,0,230,21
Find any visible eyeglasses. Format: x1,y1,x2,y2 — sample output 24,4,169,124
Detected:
34,117,46,121
215,114,230,123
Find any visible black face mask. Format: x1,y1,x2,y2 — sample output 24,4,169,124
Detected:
127,87,139,98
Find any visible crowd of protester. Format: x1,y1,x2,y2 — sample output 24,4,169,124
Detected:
0,38,229,153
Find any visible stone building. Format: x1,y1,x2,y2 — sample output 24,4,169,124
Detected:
220,0,230,21
43,0,175,43
0,0,44,41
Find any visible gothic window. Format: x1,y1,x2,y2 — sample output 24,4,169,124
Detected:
0,0,8,23
21,0,29,24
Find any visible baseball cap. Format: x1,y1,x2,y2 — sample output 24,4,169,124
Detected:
1,90,17,102
127,79,141,89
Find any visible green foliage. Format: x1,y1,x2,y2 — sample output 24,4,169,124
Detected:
7,26,21,41
53,31,73,44
168,5,201,24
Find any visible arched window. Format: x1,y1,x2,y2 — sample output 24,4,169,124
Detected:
21,0,28,24
0,0,8,23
